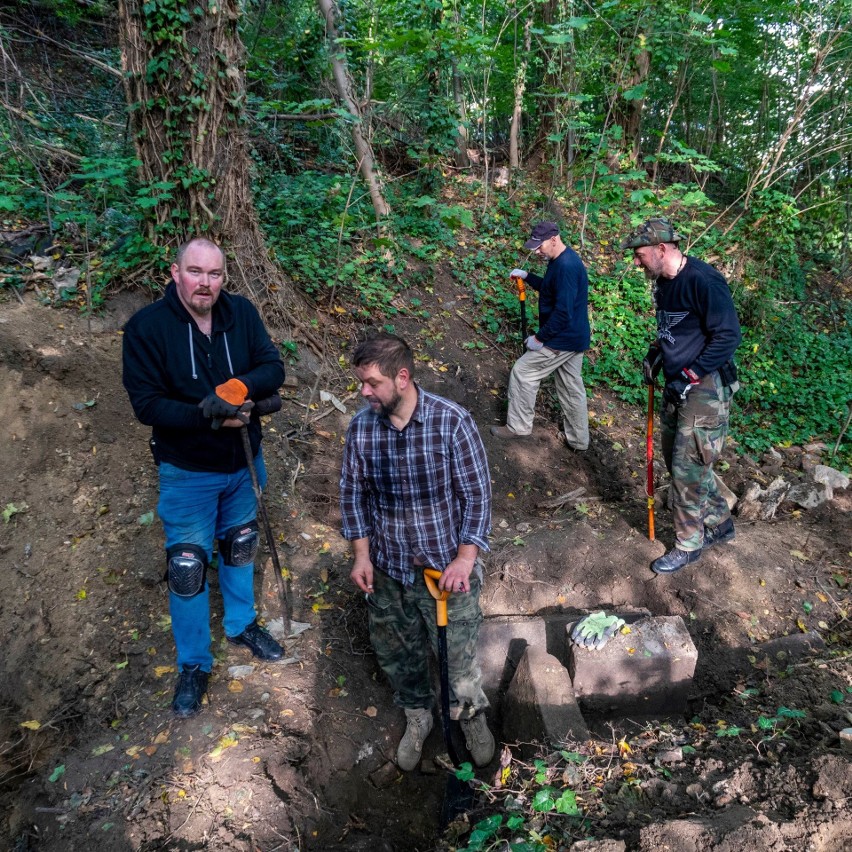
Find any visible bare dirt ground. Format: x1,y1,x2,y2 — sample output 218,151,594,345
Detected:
1,269,851,852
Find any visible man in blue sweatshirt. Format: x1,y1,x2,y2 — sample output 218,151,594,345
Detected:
491,221,591,451
123,237,286,717
622,218,741,575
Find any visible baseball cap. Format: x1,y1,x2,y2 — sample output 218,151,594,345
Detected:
620,217,685,250
523,221,560,250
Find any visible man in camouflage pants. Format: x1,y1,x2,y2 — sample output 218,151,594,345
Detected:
622,218,741,574
339,333,495,770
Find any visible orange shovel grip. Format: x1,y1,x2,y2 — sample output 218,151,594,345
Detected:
423,568,449,627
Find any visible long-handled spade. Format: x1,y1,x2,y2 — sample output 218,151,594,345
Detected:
423,568,475,828
209,398,293,635
240,426,293,636
511,274,527,352
646,383,655,541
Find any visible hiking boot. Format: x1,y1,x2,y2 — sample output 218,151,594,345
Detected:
703,517,736,548
490,425,527,439
460,711,495,767
397,708,434,771
227,620,284,661
172,664,209,718
651,547,702,575
557,431,587,452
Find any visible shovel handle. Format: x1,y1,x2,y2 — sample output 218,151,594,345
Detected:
511,275,526,301
423,568,449,627
646,384,655,541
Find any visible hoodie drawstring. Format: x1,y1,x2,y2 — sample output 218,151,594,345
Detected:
223,332,234,375
188,324,197,380
187,325,234,380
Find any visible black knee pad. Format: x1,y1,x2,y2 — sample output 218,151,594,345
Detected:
165,543,208,597
218,520,259,567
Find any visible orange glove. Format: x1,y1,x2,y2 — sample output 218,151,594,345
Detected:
199,378,248,420
216,378,248,406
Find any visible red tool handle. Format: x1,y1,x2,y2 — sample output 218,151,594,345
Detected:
646,384,655,541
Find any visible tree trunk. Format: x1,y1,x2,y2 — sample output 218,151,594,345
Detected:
316,0,390,224
509,18,532,171
611,34,650,165
117,0,285,305
451,57,471,169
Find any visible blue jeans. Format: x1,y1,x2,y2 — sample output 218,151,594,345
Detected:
157,455,266,671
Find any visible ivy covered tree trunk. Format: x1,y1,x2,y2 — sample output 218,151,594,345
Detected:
117,0,285,303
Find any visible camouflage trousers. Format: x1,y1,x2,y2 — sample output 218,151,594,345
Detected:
661,370,735,552
366,566,489,720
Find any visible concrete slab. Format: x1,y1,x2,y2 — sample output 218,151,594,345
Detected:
568,615,697,718
502,645,590,755
478,611,650,708
477,613,573,707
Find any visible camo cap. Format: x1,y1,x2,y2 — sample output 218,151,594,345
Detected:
620,217,684,250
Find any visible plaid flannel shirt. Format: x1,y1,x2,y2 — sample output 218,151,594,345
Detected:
340,385,491,586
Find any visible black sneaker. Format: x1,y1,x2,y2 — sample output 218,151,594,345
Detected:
172,665,209,718
703,517,736,548
227,620,283,661
651,547,702,575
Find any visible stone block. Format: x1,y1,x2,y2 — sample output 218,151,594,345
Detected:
477,614,572,706
568,615,697,718
502,645,589,756
477,611,651,708
754,631,824,666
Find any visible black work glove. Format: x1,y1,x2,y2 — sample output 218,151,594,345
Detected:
199,378,248,420
663,368,700,407
642,345,663,386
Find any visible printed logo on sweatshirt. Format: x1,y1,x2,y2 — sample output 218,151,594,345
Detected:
656,310,689,345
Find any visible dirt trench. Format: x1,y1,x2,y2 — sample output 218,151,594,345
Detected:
1,290,851,851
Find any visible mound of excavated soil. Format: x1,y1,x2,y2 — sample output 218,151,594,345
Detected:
1,280,850,851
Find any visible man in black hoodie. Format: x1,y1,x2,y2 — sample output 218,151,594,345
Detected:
621,218,741,576
123,238,286,717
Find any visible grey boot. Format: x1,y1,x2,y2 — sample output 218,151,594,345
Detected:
397,708,434,771
460,712,495,767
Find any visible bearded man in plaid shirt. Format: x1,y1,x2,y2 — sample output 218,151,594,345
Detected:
340,333,495,772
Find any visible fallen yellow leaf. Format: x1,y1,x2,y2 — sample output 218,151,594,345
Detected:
154,665,176,678
20,720,41,731
153,731,170,745
228,681,244,692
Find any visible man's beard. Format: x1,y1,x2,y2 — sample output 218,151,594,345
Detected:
191,293,214,315
376,390,402,418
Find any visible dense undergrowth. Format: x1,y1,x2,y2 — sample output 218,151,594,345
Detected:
1,7,849,465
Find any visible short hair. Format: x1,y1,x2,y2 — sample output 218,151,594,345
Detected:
175,237,225,268
352,333,414,379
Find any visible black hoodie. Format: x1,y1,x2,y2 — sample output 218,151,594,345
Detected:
122,282,285,473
